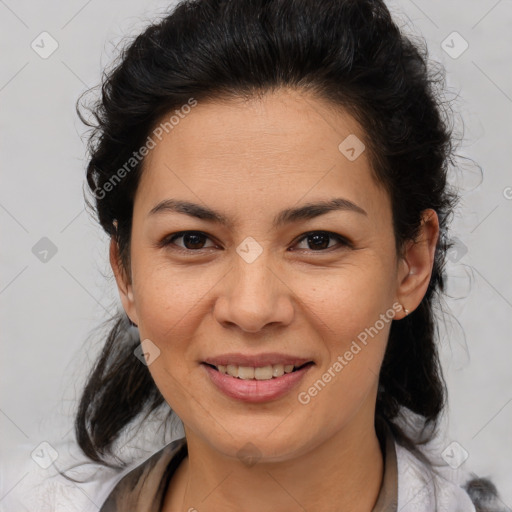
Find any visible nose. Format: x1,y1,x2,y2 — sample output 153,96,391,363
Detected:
213,252,294,333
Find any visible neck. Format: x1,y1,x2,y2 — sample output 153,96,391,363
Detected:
164,414,385,512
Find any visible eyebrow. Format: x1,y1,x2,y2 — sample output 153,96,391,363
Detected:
148,197,367,228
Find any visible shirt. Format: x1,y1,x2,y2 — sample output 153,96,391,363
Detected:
1,421,479,512
98,420,475,512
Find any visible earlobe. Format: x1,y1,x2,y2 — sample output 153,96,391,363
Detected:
396,209,439,319
109,238,138,325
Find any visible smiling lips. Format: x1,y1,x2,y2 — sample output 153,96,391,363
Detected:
203,353,313,380
201,353,314,402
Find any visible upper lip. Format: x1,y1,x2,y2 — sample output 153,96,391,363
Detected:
203,353,313,367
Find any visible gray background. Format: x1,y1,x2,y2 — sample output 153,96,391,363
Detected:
1,0,511,507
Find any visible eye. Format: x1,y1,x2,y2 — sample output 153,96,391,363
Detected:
292,231,351,252
158,230,351,253
160,231,218,251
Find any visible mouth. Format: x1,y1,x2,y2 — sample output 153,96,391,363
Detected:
200,355,315,403
202,361,314,381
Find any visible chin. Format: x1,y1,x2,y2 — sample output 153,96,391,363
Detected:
192,421,322,465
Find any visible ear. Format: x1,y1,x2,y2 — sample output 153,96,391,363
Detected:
110,237,139,326
395,209,439,319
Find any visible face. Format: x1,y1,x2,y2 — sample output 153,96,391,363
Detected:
112,88,435,462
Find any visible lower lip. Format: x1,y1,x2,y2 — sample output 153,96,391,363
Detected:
202,363,313,403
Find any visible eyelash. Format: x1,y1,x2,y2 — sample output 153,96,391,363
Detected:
158,230,352,253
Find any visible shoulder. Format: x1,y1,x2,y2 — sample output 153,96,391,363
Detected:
99,437,187,511
0,438,187,512
395,440,475,511
394,441,506,512
0,441,117,512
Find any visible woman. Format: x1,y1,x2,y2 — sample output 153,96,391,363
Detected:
64,0,505,510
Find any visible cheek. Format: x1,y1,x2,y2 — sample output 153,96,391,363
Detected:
130,263,213,418
295,309,392,436
132,259,217,338
293,257,396,401
298,256,396,338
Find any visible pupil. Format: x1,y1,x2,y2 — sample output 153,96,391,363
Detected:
184,233,205,249
308,233,329,250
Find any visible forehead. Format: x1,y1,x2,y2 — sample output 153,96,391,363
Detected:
135,88,391,224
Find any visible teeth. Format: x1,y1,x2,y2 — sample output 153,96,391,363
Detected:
215,363,299,380
226,364,238,378
272,364,284,377
238,366,255,379
254,366,273,380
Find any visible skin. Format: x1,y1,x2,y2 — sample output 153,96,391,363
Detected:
111,87,439,512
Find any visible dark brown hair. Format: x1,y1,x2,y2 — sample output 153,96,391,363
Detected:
74,2,501,507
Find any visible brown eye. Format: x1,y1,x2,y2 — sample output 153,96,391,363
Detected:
293,231,351,251
161,231,216,251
